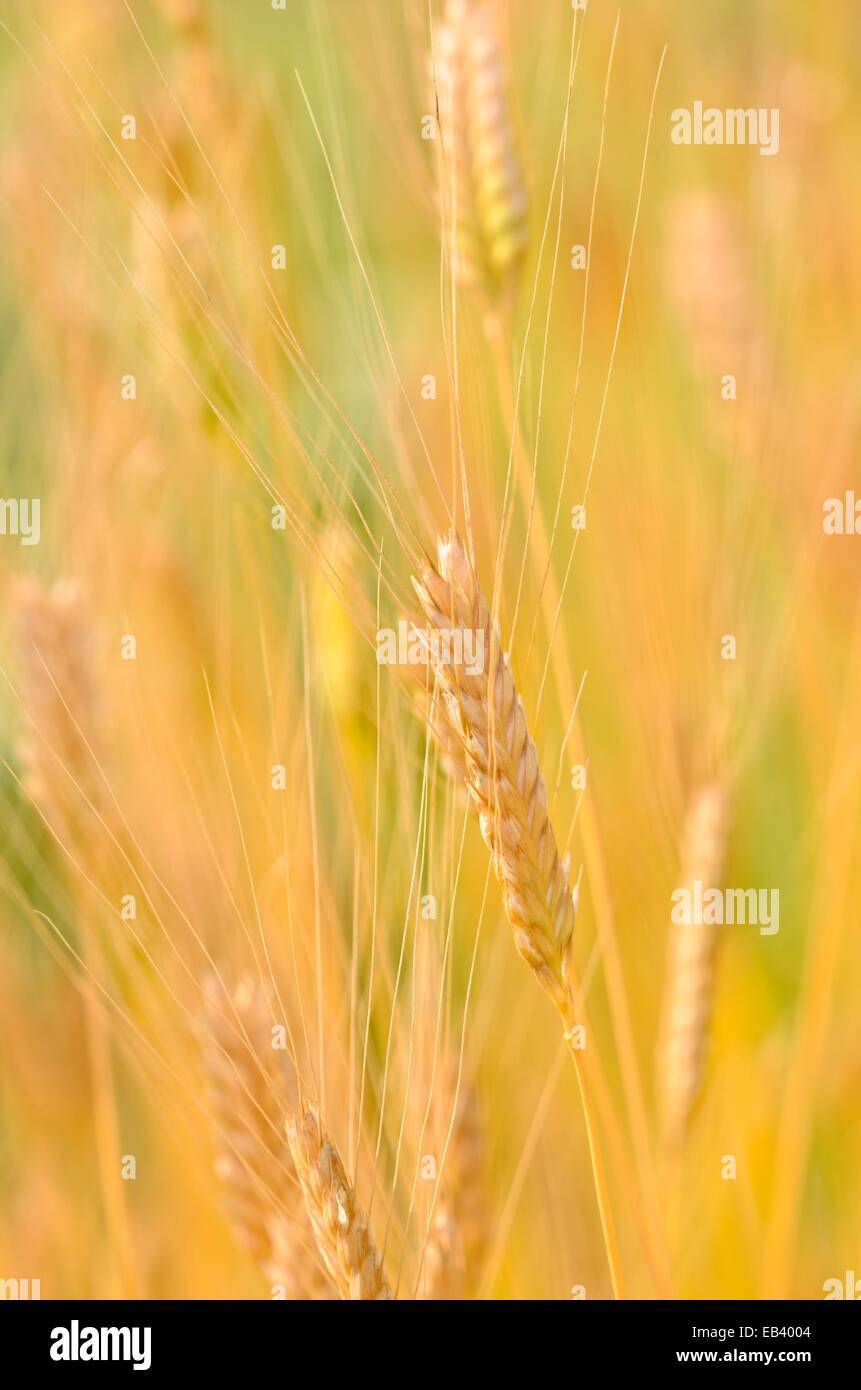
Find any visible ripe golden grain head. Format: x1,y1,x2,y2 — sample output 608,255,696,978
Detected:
286,1106,393,1301
14,578,102,835
423,1062,489,1300
433,0,529,301
203,977,333,1299
412,535,577,1018
656,780,731,1149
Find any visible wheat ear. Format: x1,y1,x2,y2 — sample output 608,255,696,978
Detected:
203,978,333,1299
434,0,528,300
286,1106,393,1301
656,781,730,1149
15,579,103,837
412,537,576,1016
412,535,625,1298
423,1065,489,1300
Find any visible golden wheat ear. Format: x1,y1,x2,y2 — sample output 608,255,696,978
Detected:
14,578,103,836
203,977,334,1299
412,535,577,1020
286,1106,393,1301
411,536,626,1301
423,1066,489,1300
656,781,731,1149
433,0,529,302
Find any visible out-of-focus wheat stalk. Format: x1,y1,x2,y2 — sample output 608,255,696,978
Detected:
656,780,730,1150
287,1106,393,1301
15,578,136,1298
203,977,333,1299
412,534,625,1298
433,0,528,303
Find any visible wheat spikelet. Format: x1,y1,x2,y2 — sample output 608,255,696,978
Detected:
15,578,102,837
656,780,730,1149
433,0,529,300
404,645,471,789
412,536,577,1018
423,1062,489,1300
203,978,333,1299
286,1106,393,1301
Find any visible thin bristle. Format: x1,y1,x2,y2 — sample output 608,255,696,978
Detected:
656,781,730,1148
412,535,577,1018
286,1106,393,1301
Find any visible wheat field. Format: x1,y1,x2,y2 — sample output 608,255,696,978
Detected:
0,0,859,1303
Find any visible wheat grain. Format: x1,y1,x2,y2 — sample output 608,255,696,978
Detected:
203,977,333,1299
656,780,730,1148
286,1105,393,1301
434,0,529,300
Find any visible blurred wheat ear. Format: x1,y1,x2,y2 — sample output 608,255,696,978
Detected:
433,0,529,302
656,780,731,1150
203,977,334,1299
423,1063,489,1300
15,578,103,840
287,1107,393,1301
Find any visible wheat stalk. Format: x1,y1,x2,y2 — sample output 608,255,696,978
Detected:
656,780,730,1149
412,534,625,1298
286,1106,393,1301
204,978,333,1299
14,578,138,1296
433,0,529,301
